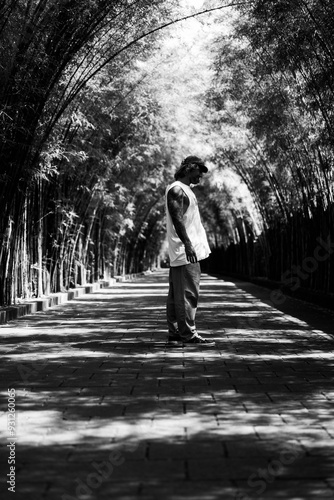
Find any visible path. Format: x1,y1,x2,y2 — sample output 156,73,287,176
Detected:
1,270,334,500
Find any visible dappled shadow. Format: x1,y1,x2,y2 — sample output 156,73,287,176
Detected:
1,270,334,499
229,277,334,339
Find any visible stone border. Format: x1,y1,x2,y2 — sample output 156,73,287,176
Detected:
208,272,334,312
0,273,142,325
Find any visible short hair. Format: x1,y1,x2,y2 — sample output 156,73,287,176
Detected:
174,162,199,180
174,156,208,180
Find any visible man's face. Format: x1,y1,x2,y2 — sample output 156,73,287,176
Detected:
189,166,203,185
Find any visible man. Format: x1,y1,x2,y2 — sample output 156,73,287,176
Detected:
165,155,215,346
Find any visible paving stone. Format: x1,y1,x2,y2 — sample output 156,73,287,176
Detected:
140,480,237,500
235,479,334,500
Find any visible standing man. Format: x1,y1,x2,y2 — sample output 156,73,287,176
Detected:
166,155,215,346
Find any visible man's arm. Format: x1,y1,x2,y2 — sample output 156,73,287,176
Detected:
167,186,197,263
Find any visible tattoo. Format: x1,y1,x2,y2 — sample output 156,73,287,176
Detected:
167,186,191,245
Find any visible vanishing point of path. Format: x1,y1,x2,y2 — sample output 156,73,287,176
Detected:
1,270,334,500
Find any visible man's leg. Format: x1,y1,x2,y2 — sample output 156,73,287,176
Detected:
169,263,200,341
166,268,178,335
183,262,201,335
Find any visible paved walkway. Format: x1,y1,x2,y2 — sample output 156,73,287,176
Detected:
1,270,334,500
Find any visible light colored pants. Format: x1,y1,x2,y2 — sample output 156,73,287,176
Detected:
166,262,201,341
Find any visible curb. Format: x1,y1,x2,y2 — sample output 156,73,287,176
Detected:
0,273,141,325
209,272,334,312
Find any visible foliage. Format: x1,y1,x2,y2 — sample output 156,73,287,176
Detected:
0,0,178,304
3,0,334,306
206,0,334,291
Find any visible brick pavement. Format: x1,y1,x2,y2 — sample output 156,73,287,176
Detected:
1,269,334,500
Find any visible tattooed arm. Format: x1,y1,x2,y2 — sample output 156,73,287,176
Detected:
167,185,197,263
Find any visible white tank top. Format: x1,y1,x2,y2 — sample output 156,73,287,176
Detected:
165,181,211,267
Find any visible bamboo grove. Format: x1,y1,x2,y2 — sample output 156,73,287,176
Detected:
1,0,334,307
205,0,334,299
0,0,178,305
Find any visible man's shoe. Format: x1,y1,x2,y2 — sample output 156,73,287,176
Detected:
167,332,182,344
183,333,215,346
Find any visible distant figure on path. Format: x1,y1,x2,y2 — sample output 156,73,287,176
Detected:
165,155,215,346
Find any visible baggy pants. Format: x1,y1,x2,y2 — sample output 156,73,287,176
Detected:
166,262,201,341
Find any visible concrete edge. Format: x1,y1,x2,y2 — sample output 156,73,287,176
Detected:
209,272,334,312
0,273,143,325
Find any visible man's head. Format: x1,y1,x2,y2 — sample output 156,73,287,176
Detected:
174,156,208,183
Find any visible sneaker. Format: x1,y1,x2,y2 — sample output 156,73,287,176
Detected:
167,332,182,344
183,333,215,346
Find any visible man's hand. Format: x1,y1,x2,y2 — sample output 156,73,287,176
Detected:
185,242,197,263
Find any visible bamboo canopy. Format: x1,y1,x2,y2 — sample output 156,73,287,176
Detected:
0,0,334,307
